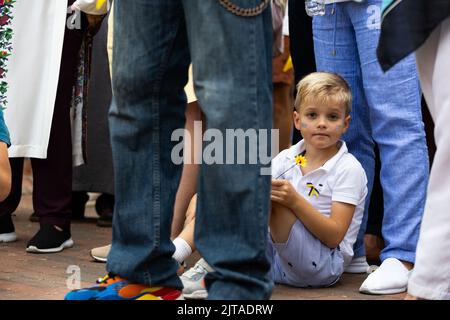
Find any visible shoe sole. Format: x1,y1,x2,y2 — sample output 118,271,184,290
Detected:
344,264,370,274
359,286,407,295
135,292,185,300
0,232,18,243
90,252,107,263
183,290,208,300
26,238,74,253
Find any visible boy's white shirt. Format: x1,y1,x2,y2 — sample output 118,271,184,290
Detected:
271,140,368,267
73,0,110,15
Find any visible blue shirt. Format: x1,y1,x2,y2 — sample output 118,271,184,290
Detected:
0,109,11,147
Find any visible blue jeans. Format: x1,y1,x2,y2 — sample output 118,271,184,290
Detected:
312,0,429,263
107,0,273,299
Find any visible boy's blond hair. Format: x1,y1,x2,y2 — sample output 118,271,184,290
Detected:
294,72,352,115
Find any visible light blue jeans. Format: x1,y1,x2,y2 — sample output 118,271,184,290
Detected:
312,0,429,263
107,0,273,299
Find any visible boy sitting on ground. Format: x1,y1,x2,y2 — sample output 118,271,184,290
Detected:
268,71,367,287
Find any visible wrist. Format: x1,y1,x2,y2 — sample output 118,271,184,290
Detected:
290,193,303,214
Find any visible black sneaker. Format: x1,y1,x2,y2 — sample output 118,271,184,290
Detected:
0,214,17,243
26,224,73,253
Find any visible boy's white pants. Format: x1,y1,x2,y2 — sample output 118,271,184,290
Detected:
409,16,450,300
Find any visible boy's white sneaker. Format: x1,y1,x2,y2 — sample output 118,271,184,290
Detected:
181,258,213,299
359,258,410,295
0,232,17,243
344,256,370,274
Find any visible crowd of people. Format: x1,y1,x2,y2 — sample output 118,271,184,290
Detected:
0,0,449,300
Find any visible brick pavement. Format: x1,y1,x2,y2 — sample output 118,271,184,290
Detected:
0,195,405,300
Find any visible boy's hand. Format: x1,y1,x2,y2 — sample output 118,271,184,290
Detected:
271,179,301,209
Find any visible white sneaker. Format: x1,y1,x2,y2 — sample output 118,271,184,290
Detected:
181,258,213,299
359,258,410,295
90,244,111,262
0,232,17,243
344,256,370,274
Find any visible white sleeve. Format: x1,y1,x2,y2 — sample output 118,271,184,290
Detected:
282,4,289,36
72,0,110,15
331,162,368,206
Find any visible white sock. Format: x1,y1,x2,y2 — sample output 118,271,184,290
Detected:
172,237,192,264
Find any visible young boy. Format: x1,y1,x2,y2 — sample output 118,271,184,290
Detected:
84,72,368,297
268,72,368,287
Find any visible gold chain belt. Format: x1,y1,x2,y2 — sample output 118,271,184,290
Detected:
219,0,271,17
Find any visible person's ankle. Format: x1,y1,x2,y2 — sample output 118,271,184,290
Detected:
0,214,15,234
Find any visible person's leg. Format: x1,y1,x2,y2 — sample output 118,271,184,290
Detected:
408,17,450,300
365,146,384,266
350,0,428,266
31,8,84,230
90,195,198,265
269,202,298,244
107,0,189,288
273,36,295,152
177,217,195,250
171,102,202,238
0,158,24,242
289,0,316,145
172,217,195,264
184,193,197,227
95,193,114,226
183,0,273,299
289,0,316,83
312,3,375,262
26,15,84,253
22,159,33,195
269,205,344,288
273,82,294,151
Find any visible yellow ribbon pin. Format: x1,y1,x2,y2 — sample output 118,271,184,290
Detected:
96,0,107,9
306,183,320,197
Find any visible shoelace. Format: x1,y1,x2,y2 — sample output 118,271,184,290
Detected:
183,263,208,280
96,272,117,285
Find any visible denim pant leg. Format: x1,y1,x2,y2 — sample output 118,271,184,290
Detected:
182,0,273,299
348,0,429,263
107,0,190,288
312,3,375,258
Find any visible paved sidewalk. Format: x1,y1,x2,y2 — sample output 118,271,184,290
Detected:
0,195,405,300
